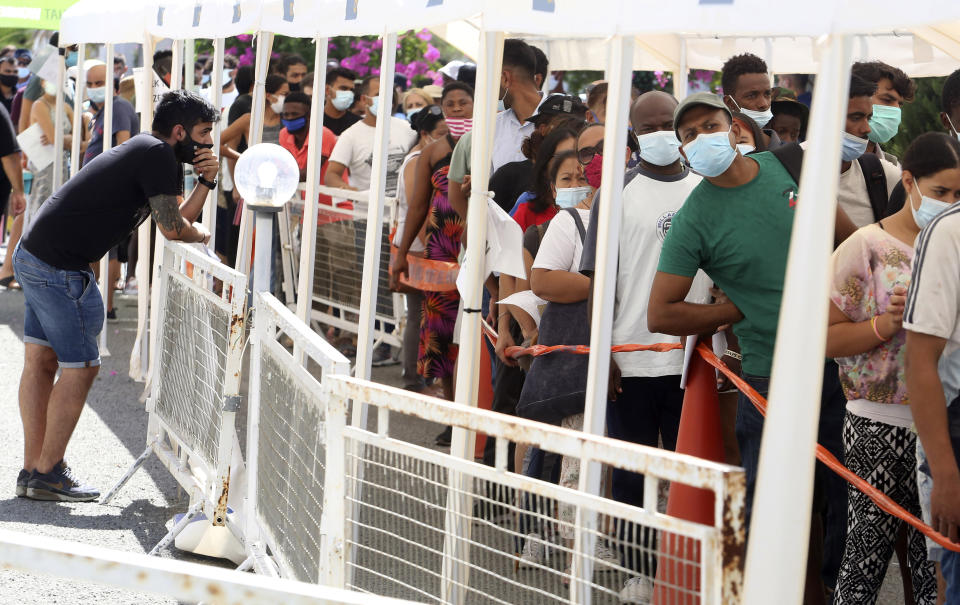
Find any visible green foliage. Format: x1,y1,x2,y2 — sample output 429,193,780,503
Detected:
887,77,946,160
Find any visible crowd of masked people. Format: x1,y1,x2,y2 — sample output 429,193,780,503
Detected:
379,41,960,605
4,31,960,605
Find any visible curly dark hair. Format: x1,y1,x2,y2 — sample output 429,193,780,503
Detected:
153,89,220,137
942,68,960,115
720,53,769,97
852,61,916,103
521,115,587,160
529,128,579,213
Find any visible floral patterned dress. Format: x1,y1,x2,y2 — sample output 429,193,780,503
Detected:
418,146,464,380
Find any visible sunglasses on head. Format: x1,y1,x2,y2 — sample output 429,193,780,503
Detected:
578,140,604,165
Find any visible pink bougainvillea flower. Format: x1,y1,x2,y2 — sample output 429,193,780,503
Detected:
424,44,441,63
417,29,432,41
236,34,252,42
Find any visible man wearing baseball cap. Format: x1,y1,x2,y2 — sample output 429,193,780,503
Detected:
647,90,847,598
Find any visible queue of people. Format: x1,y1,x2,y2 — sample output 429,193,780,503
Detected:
4,31,960,605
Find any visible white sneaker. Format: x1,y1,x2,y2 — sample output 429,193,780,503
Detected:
619,576,653,604
122,277,138,295
594,541,621,569
519,532,546,568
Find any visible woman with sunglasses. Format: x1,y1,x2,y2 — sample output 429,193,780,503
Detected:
392,82,474,404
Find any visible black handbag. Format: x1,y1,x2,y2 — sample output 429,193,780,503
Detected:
516,208,590,425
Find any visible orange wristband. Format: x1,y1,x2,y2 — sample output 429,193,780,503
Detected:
871,316,889,342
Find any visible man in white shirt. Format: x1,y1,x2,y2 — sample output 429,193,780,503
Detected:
324,75,418,209
491,38,546,173
579,91,707,506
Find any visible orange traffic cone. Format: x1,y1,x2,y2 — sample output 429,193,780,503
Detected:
654,342,727,605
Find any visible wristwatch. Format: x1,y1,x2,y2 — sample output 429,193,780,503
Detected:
197,175,218,189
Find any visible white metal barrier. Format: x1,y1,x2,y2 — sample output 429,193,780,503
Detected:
0,527,420,605
245,292,350,581
318,376,746,605
102,240,248,554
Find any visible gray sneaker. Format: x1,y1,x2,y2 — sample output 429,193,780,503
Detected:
26,461,99,502
15,469,29,497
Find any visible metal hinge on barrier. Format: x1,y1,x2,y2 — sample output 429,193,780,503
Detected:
223,395,241,412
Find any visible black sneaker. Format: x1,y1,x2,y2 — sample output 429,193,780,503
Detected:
15,469,29,497
435,426,453,447
106,308,118,322
26,461,99,502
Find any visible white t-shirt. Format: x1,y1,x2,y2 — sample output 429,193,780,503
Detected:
394,149,425,253
532,207,591,273
904,207,960,407
838,154,901,227
328,117,418,210
580,166,710,377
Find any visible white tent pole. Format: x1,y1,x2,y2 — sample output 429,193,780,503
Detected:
204,37,225,249
69,43,86,180
449,29,503,457
294,35,329,361
170,39,182,90
353,30,398,427
743,33,852,604
235,31,274,275
184,39,195,91
138,34,157,384
675,38,688,100
572,34,634,604
52,48,66,189
98,42,115,357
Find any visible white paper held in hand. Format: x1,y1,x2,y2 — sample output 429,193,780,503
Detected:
498,290,547,328
17,123,55,172
456,194,527,298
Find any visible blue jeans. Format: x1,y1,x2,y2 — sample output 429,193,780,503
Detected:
737,360,848,590
13,244,104,368
943,551,960,604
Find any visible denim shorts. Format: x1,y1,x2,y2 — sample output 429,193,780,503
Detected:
13,244,103,368
917,399,960,566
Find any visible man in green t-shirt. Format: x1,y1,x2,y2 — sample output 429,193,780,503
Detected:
648,92,849,598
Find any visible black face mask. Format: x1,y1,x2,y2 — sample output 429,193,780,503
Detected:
0,74,19,88
172,130,213,164
288,81,301,92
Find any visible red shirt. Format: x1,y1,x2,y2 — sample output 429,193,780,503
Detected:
279,125,348,221
512,200,557,232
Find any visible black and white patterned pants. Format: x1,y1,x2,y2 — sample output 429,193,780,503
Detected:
834,411,937,604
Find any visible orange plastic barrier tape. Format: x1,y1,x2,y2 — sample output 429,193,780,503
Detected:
389,246,459,292
497,337,960,552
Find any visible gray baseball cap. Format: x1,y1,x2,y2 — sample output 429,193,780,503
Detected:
673,92,732,136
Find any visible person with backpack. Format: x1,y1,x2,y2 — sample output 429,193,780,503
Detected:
648,91,851,602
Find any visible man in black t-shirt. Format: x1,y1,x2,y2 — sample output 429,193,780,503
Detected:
12,90,220,503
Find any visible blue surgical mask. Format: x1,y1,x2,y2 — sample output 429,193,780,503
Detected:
497,99,505,112
555,186,592,209
282,116,307,133
910,185,951,229
636,130,681,166
406,107,422,120
222,69,233,84
841,131,868,162
868,104,901,144
201,73,211,85
332,89,354,111
368,96,379,117
65,51,78,68
682,130,737,178
736,143,755,155
17,67,29,79
87,86,106,105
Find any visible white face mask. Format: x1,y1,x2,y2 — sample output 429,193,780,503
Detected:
947,113,960,143
636,130,681,166
270,95,285,115
736,143,755,156
728,96,773,129
910,183,952,229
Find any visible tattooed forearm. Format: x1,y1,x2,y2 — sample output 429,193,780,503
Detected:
148,194,184,236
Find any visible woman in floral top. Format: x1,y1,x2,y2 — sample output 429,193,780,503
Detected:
826,133,960,604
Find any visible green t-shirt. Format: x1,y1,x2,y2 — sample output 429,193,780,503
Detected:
448,130,472,184
657,151,798,377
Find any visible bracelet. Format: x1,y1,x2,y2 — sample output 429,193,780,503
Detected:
871,316,889,342
723,349,742,361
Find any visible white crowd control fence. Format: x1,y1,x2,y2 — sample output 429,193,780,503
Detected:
315,376,746,605
0,527,421,605
244,292,350,581
102,240,248,555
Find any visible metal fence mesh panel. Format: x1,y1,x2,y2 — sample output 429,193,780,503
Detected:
311,206,398,344
153,273,229,466
256,344,327,584
343,439,700,604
